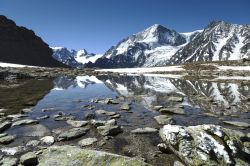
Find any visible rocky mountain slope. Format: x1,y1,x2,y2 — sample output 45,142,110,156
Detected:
170,21,250,64
0,15,65,67
52,47,102,68
86,21,250,68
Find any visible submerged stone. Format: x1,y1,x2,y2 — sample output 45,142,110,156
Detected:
12,119,38,126
223,121,250,128
38,145,150,166
159,107,185,115
57,127,89,141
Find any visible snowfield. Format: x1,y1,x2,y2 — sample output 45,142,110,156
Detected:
0,62,38,68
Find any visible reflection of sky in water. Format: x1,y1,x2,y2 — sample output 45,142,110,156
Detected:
33,76,117,113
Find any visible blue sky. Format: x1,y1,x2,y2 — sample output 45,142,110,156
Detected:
0,0,249,53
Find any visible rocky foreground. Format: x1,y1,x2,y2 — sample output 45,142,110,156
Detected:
0,94,249,165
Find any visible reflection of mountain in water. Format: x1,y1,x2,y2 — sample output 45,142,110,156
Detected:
53,76,103,90
97,75,250,113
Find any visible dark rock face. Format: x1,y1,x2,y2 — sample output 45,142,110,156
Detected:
0,15,65,67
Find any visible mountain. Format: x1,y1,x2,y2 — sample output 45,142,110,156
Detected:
0,15,65,67
86,21,250,68
170,21,250,64
85,24,201,68
52,47,103,68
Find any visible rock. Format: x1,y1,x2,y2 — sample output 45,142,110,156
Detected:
18,124,50,137
66,120,88,127
159,107,185,115
0,157,18,166
20,152,38,165
154,115,175,125
12,119,38,126
38,145,150,166
78,138,97,147
223,121,250,128
120,103,130,110
54,114,75,121
173,161,185,166
0,121,11,132
57,127,89,141
90,120,106,127
36,115,49,120
157,143,171,153
40,136,55,145
160,124,249,166
97,125,122,136
109,99,119,104
0,135,15,144
0,133,7,137
131,127,158,134
168,96,184,102
21,107,33,114
111,114,121,119
153,105,163,111
7,114,27,121
1,146,27,155
106,119,117,126
26,140,40,147
85,113,95,120
96,109,117,116
42,108,56,112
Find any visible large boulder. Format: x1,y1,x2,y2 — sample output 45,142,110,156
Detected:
159,124,250,166
38,145,150,166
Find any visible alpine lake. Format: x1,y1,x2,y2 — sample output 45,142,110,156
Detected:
0,74,250,166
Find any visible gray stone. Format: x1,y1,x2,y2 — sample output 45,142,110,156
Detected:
58,127,89,141
0,121,11,133
154,115,175,125
223,121,250,128
168,96,184,102
159,107,185,115
78,137,97,147
21,107,33,114
90,120,106,127
40,136,55,145
26,140,40,147
0,157,18,166
0,135,15,144
160,124,249,166
131,127,158,134
96,109,117,116
1,146,27,155
7,114,27,121
0,133,7,137
97,125,122,136
120,103,130,110
153,105,163,111
85,113,95,120
36,115,50,120
173,161,185,166
66,120,88,127
12,119,38,126
20,152,38,165
19,124,50,137
38,145,150,166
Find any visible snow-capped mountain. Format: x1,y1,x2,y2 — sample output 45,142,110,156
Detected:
170,21,250,64
85,24,201,68
51,47,103,68
86,21,250,68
